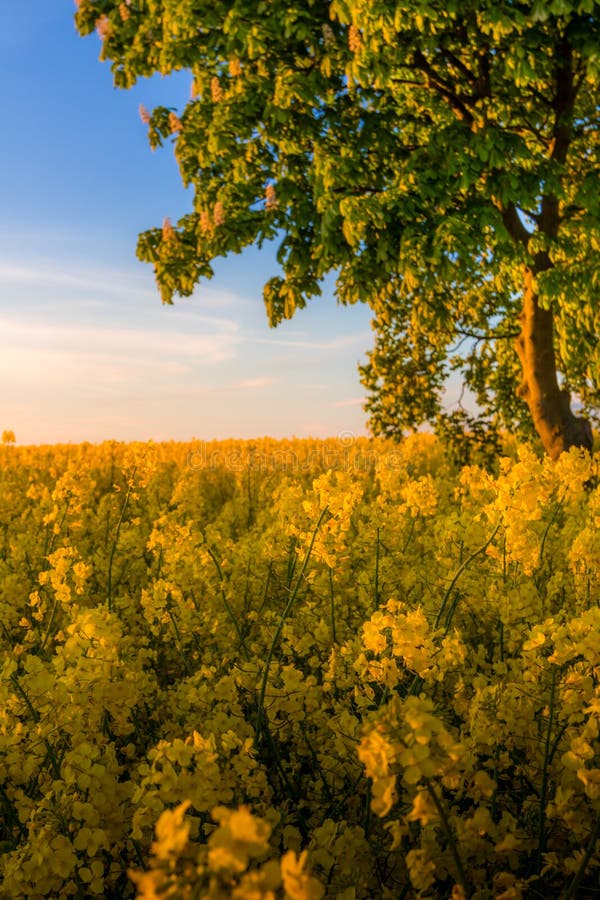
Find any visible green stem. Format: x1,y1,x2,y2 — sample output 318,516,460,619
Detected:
363,780,372,837
130,837,146,869
538,666,557,864
285,536,298,588
206,545,249,656
538,499,563,567
107,471,136,613
154,546,163,580
564,813,600,900
435,524,500,630
401,517,416,554
45,500,71,557
299,721,334,806
548,720,568,765
329,567,337,644
165,598,192,675
24,551,37,584
374,526,381,606
246,459,254,529
423,777,470,897
10,674,61,779
10,673,40,722
255,507,329,745
40,595,59,652
257,561,273,619
259,717,304,824
408,525,500,698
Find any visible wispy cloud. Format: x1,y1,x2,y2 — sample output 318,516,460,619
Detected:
0,258,244,309
249,333,368,352
0,347,196,390
237,376,280,389
0,316,238,359
0,314,239,392
0,259,153,298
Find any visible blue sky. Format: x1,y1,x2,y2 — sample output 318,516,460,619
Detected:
0,3,380,444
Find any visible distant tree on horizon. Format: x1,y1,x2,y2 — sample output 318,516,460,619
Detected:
75,0,600,458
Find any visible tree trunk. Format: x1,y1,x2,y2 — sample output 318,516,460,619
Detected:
515,268,593,460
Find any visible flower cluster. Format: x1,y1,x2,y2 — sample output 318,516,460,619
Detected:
0,436,598,897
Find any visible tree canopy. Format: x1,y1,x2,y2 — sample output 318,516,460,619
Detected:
75,0,600,457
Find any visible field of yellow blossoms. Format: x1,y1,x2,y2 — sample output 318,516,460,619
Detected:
0,435,599,898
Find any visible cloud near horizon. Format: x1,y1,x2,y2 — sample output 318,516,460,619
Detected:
0,257,245,310
237,376,280,389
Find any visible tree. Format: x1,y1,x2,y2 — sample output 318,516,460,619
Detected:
75,0,600,458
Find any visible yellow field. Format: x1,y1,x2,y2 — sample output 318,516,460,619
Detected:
0,437,599,898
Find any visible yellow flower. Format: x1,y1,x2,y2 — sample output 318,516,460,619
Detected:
406,790,438,826
208,806,271,874
362,619,389,654
348,25,362,53
213,201,225,227
168,112,182,133
211,76,224,102
280,850,324,900
162,217,175,242
152,800,191,859
265,184,278,210
405,848,436,893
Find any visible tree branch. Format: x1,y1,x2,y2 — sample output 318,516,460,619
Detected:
412,50,475,124
390,77,428,88
455,326,521,341
524,85,554,109
549,34,576,166
437,47,478,85
476,48,492,100
510,118,551,147
497,202,531,247
540,33,577,239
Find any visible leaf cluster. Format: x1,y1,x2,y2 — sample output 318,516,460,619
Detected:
75,1,600,436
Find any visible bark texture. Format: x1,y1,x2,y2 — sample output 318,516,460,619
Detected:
516,268,593,460
498,34,594,458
